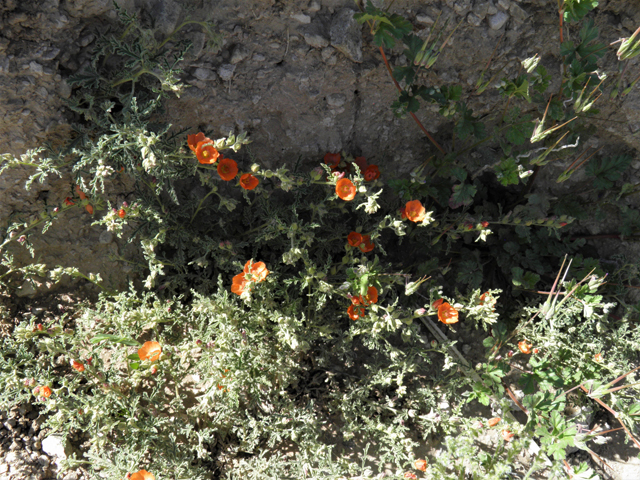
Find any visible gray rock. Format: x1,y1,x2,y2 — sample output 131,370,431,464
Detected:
326,93,347,107
308,1,321,13
153,0,182,36
98,231,113,244
252,53,265,62
40,47,61,61
41,435,67,461
230,45,249,64
217,64,235,81
497,0,511,9
304,32,329,49
291,13,311,24
329,9,362,63
453,0,472,15
62,472,78,480
510,3,529,23
79,34,94,47
416,14,434,25
64,0,111,17
467,12,482,26
193,67,216,81
488,11,509,29
474,1,491,19
16,280,37,298
29,62,43,75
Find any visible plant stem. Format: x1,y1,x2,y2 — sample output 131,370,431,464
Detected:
377,46,446,155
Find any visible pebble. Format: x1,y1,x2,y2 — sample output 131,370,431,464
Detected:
488,12,509,30
304,32,329,49
416,14,434,25
291,13,311,24
217,64,235,81
29,62,43,75
510,3,528,22
467,13,482,26
193,67,216,81
230,45,248,64
326,93,347,107
308,1,321,13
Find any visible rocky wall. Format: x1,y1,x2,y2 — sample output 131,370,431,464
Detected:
1,0,639,294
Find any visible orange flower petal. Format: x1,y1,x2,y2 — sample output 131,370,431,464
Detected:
39,386,52,398
138,341,162,362
404,200,426,223
217,158,238,181
188,132,206,152
71,360,85,372
130,470,155,480
414,459,427,472
358,234,374,253
437,302,459,324
324,152,341,169
487,417,501,427
518,340,532,354
347,231,363,247
347,304,365,320
336,178,356,201
364,165,380,181
196,140,220,164
239,173,259,190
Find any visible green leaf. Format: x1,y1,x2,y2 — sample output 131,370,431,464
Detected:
511,267,540,289
494,157,520,186
455,102,486,140
585,155,632,190
91,334,141,346
505,115,534,145
498,75,531,102
563,0,599,23
449,183,477,209
127,353,141,361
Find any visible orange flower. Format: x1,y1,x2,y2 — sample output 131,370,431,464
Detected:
85,204,94,215
244,260,269,282
138,341,162,362
64,197,75,206
364,165,380,181
358,235,374,253
404,200,426,223
350,295,363,306
71,360,85,372
347,304,365,320
595,353,603,362
217,157,238,181
360,286,378,306
487,417,501,427
118,208,126,218
196,140,220,165
131,470,155,480
414,459,427,472
479,292,491,305
336,178,356,201
324,152,341,170
39,386,52,398
437,302,459,324
239,173,259,190
518,340,532,355
188,132,206,152
501,429,515,442
404,473,417,480
432,298,444,309
347,231,363,247
353,156,368,172
231,273,248,295
75,185,87,200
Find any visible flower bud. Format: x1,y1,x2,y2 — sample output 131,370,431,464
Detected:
32,387,40,396
9,231,16,238
414,308,427,316
122,201,129,208
430,340,438,348
18,235,26,244
251,163,260,173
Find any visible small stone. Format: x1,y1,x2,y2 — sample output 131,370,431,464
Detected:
79,34,94,47
98,231,113,244
37,455,49,467
497,0,510,9
326,93,347,107
153,0,181,35
29,62,43,75
329,9,362,63
473,1,490,19
321,47,334,60
41,47,60,60
488,11,509,29
57,80,72,99
488,4,498,15
21,109,31,116
193,67,216,81
62,472,78,480
230,45,249,64
416,14,434,24
41,435,67,461
291,13,311,23
217,64,235,81
16,280,37,298
304,32,329,49
510,3,528,22
252,53,265,62
467,12,482,26
308,1,321,13
453,0,471,15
